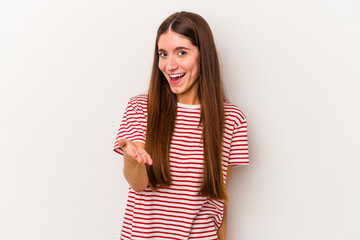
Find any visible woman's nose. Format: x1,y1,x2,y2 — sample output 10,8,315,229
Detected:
166,56,178,71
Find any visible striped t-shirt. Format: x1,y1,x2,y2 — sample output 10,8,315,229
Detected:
114,94,249,240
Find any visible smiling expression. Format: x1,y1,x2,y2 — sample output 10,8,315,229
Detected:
158,30,200,105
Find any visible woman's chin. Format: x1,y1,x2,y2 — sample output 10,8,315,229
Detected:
169,87,183,95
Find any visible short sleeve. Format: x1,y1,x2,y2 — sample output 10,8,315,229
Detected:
228,118,249,166
113,97,147,156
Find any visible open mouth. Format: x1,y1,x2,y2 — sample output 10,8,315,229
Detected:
169,73,186,83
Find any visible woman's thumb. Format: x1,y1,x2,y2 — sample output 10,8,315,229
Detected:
117,139,127,148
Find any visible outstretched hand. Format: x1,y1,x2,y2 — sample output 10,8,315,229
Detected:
117,139,153,165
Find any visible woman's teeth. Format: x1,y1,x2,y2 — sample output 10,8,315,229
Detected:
170,73,185,80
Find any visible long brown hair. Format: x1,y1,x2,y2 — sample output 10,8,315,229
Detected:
145,11,227,200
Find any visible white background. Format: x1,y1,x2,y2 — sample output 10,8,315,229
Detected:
1,0,359,239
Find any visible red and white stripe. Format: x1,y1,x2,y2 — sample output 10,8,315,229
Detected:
114,94,249,240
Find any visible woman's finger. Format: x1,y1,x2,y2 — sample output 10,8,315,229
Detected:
117,139,127,148
136,154,144,164
144,153,153,165
138,148,152,165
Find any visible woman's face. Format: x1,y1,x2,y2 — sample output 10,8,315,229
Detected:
158,30,200,104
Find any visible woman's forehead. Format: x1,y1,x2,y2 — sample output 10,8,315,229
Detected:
158,31,195,50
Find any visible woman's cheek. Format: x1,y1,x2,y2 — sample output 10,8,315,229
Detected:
158,61,166,73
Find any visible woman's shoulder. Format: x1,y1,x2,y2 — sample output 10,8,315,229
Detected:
224,101,247,125
127,94,148,112
128,94,148,105
129,93,148,102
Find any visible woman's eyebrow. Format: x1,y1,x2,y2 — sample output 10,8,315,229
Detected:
158,46,191,52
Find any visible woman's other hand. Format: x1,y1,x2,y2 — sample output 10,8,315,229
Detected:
117,139,153,166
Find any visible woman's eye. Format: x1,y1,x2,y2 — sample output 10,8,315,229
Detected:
178,51,186,56
159,52,167,57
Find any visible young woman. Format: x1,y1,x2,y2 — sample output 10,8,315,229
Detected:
114,11,249,240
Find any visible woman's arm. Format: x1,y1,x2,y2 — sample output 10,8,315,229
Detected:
117,139,152,192
217,165,234,240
